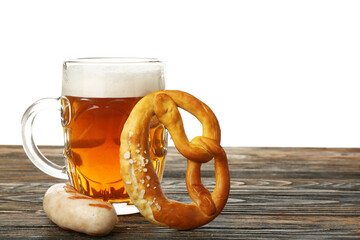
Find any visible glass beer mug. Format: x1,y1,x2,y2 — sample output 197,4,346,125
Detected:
21,58,167,214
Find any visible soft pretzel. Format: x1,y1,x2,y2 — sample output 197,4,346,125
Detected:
43,183,118,236
120,90,230,230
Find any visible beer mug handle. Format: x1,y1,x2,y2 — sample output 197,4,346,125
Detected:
21,97,68,179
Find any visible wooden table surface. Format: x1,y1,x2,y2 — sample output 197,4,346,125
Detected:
1,145,360,239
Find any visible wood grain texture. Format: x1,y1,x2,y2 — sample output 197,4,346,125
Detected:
1,145,360,239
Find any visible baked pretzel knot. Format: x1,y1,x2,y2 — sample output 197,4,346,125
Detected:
120,90,230,230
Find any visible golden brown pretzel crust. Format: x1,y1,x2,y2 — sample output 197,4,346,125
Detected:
120,90,230,230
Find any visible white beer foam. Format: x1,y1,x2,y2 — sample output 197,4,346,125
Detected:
62,58,165,98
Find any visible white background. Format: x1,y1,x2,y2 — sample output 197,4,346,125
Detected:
1,0,360,147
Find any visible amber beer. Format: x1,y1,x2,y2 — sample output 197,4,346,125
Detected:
62,96,166,203
61,58,167,205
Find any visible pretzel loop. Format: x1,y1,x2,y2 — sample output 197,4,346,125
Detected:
153,93,213,163
120,90,230,230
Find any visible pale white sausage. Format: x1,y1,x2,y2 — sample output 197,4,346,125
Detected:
43,183,118,236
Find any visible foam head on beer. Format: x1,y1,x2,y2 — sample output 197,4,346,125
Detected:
62,57,165,98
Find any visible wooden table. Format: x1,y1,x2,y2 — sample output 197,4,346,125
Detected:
1,145,360,239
